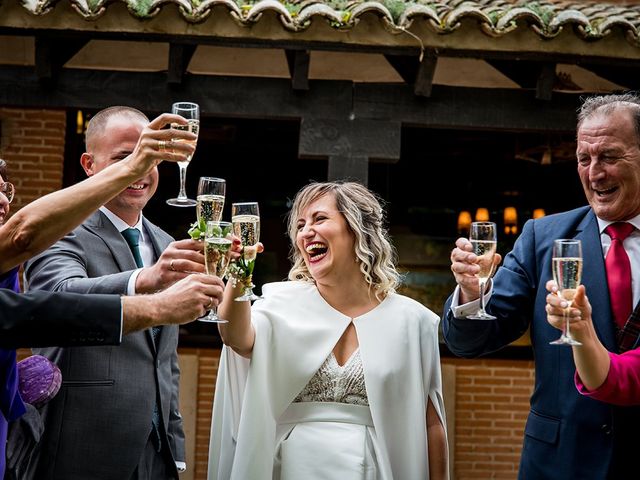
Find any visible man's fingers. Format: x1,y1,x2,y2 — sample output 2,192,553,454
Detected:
147,113,187,130
170,239,205,251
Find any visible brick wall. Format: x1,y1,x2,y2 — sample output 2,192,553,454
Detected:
444,357,535,480
0,108,66,210
191,347,221,479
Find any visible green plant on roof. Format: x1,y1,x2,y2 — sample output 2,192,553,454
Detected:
525,1,554,27
87,0,102,12
381,0,410,23
129,0,155,17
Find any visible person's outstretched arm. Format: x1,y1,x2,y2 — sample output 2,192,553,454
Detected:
0,113,195,274
546,283,610,390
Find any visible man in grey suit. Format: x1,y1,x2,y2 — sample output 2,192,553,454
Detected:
25,106,205,480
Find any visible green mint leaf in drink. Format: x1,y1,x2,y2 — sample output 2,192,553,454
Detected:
188,221,203,240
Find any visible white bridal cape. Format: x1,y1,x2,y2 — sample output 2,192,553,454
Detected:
208,281,447,479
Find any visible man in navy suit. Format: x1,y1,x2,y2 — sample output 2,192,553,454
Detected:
443,93,640,479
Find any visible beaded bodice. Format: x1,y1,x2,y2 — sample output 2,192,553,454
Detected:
293,349,369,406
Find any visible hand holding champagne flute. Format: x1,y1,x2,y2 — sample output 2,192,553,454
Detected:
197,177,226,229
550,239,583,346
468,221,497,320
200,221,233,323
167,102,200,207
231,202,260,301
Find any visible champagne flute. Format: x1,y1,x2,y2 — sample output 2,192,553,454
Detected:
231,202,260,302
200,221,233,323
197,177,226,233
550,239,583,346
468,221,497,320
167,102,199,207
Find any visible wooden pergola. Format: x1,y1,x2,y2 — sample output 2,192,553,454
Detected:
1,0,639,184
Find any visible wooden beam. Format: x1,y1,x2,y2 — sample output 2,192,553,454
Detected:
168,43,197,86
536,63,556,101
414,54,438,98
299,117,401,163
328,155,369,185
7,26,640,69
0,66,580,132
285,49,310,91
487,60,557,100
385,53,438,97
35,36,88,83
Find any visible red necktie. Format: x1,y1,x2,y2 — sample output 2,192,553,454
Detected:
605,222,635,328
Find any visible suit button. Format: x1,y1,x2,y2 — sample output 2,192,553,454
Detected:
601,424,611,435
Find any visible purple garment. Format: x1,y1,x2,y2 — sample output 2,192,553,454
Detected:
0,266,27,478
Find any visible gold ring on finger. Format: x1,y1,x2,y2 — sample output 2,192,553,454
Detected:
158,140,167,152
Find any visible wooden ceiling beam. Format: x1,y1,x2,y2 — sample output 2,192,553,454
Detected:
285,49,310,91
0,66,579,132
35,36,88,83
168,43,197,86
384,52,438,97
487,60,557,100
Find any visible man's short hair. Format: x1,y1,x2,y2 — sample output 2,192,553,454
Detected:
85,106,148,152
578,93,640,144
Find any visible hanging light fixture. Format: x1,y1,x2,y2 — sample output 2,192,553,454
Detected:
76,110,84,134
532,209,546,219
475,208,490,222
457,211,472,235
504,206,518,235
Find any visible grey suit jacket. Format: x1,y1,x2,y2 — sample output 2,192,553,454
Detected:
24,210,185,480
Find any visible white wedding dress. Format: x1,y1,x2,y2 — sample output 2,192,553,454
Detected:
208,281,447,480
274,349,380,479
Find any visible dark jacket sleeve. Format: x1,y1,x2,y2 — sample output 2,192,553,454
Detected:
0,289,122,348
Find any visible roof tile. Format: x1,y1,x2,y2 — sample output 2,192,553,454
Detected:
11,0,640,46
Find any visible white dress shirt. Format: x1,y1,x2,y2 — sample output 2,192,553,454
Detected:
99,206,154,295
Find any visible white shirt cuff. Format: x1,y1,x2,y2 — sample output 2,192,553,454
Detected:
126,268,143,295
118,297,124,343
175,461,186,472
450,280,494,318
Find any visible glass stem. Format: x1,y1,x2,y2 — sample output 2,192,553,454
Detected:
564,307,571,339
177,162,188,200
478,279,487,313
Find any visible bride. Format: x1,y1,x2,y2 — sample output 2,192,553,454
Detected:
208,181,448,480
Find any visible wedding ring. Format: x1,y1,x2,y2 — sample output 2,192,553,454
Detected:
158,140,167,152
206,297,213,309
169,259,176,271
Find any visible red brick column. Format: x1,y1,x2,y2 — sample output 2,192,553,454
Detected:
0,107,66,211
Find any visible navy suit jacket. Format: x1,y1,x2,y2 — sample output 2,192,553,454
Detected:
443,206,640,479
0,289,121,349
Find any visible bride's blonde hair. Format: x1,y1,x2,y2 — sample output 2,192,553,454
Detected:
287,181,400,300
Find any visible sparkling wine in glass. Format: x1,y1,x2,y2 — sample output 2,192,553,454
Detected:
200,221,232,323
550,239,583,346
468,222,497,320
197,177,226,234
231,202,260,302
167,102,199,207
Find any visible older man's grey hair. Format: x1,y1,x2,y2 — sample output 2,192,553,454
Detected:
578,93,640,143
